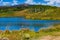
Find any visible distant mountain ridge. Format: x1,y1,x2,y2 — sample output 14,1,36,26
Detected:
0,4,60,20
0,4,57,9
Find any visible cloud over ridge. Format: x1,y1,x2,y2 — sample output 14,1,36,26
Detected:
0,0,60,7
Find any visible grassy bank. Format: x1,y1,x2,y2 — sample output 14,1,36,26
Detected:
0,24,60,40
0,5,60,20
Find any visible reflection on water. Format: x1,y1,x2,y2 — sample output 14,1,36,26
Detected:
0,18,60,31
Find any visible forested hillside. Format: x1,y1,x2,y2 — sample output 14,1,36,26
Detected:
0,4,60,20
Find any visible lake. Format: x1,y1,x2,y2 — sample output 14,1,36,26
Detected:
0,18,60,32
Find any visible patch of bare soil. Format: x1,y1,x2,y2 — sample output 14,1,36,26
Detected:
38,35,60,40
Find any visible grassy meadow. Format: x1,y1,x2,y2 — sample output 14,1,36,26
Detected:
0,24,60,40
0,5,60,20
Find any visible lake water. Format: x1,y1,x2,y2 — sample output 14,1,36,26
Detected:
0,18,60,31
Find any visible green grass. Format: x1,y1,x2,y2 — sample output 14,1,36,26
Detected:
0,24,60,40
0,5,60,20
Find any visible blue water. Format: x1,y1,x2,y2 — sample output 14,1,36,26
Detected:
0,18,60,31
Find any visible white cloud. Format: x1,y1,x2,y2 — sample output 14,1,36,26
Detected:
55,0,60,3
25,0,41,5
12,0,18,5
0,0,19,6
44,0,60,5
0,0,60,7
25,0,34,4
33,2,41,5
2,2,11,6
25,0,60,7
44,0,49,1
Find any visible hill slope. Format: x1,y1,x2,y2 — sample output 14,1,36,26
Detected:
0,5,60,20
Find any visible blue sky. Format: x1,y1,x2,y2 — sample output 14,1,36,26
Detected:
0,0,60,7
